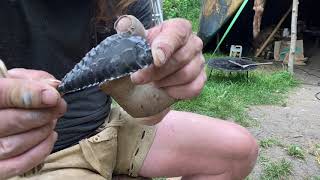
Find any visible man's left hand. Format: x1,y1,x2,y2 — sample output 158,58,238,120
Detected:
130,18,206,100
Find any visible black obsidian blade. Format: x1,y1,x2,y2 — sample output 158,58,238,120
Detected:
57,34,153,94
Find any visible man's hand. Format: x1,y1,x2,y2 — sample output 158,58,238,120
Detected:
131,19,206,100
0,68,66,179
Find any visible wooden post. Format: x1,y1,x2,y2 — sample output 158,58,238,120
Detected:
255,6,292,57
288,0,299,73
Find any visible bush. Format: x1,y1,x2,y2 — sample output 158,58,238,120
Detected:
162,0,201,31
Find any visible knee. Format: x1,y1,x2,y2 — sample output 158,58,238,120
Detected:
227,124,259,177
232,125,259,161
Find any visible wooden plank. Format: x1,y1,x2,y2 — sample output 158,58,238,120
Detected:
255,6,292,57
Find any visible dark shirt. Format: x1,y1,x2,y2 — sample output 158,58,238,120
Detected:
0,0,153,152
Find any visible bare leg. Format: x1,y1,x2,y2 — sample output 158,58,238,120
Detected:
139,111,258,180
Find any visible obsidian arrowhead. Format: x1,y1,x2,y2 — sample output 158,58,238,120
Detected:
57,34,153,94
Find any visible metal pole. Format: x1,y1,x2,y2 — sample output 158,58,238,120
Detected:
151,0,163,25
288,0,299,73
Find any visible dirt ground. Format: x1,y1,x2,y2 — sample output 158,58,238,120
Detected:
248,49,320,179
166,50,320,180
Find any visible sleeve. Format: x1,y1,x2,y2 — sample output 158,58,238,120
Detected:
127,0,155,29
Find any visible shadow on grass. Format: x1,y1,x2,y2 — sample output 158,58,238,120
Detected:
173,70,299,127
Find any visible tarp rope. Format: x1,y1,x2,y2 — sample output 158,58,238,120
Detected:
213,0,249,54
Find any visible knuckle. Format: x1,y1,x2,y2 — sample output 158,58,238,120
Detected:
0,79,14,107
176,31,188,46
14,162,33,177
46,101,66,120
29,110,51,125
180,68,191,81
173,19,192,43
194,35,204,51
203,69,208,79
0,139,14,158
200,55,206,67
179,19,192,31
16,109,53,130
200,54,205,63
2,80,40,108
26,110,52,128
203,72,208,83
5,165,23,179
39,126,52,137
178,50,192,64
200,70,207,84
26,111,42,123
12,85,35,108
190,84,203,97
13,110,36,130
58,99,67,116
191,74,206,97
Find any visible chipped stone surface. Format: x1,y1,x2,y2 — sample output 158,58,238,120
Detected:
58,34,152,94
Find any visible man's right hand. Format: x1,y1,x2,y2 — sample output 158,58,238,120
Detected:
0,68,66,179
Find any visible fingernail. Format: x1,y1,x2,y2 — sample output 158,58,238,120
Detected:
41,89,59,106
49,119,58,130
115,15,132,33
53,132,58,141
155,48,166,65
131,72,145,84
44,79,61,87
48,79,61,84
58,99,67,117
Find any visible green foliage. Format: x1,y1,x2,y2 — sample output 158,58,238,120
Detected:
287,144,305,159
204,53,226,60
163,0,201,31
259,155,270,164
173,71,298,126
311,176,320,180
260,138,280,149
260,159,292,180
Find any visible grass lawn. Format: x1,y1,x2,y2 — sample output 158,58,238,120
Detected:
173,70,298,126
161,2,299,126
163,0,201,32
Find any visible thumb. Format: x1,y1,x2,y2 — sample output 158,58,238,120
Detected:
151,37,173,67
147,19,192,67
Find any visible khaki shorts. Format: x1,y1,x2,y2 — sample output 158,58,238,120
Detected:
10,107,157,180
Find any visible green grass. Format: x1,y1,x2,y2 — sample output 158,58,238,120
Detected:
310,176,320,180
204,53,226,60
287,144,305,159
173,70,298,126
260,159,293,180
258,155,271,165
163,0,201,32
260,138,280,149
